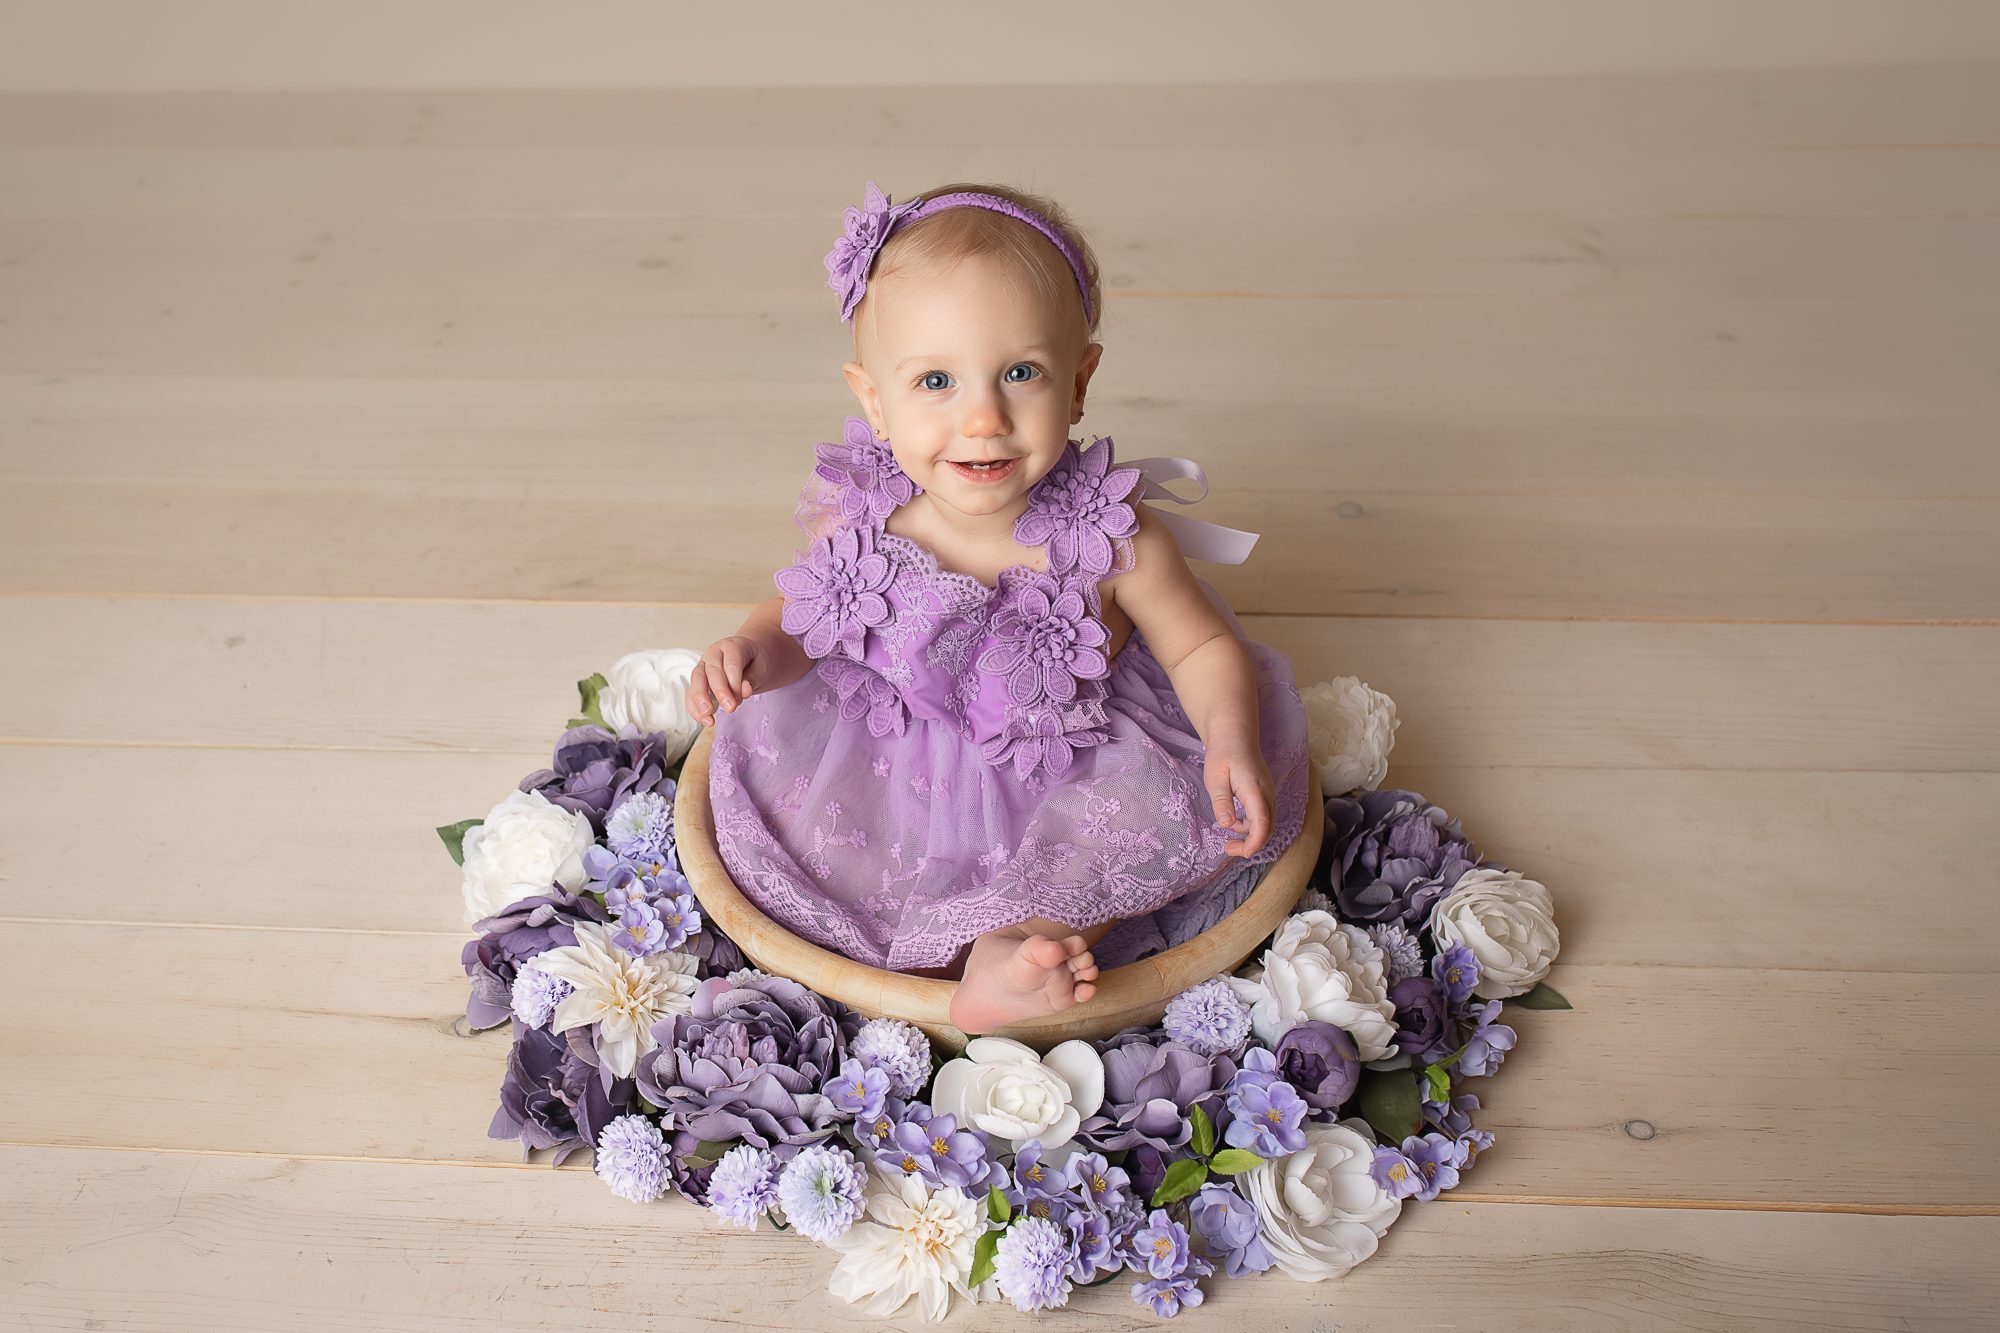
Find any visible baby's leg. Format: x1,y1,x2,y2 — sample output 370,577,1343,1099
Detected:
947,916,1114,1034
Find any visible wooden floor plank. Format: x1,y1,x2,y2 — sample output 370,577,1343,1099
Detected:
4,1145,1994,1332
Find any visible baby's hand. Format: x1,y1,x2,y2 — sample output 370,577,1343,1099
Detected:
688,635,765,727
1204,740,1276,859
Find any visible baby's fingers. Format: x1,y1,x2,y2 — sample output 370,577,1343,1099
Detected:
1205,764,1238,828
687,668,716,726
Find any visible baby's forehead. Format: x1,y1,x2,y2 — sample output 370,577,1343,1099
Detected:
859,263,1077,359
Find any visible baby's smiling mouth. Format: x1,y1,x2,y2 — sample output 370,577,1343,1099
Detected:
949,458,1017,478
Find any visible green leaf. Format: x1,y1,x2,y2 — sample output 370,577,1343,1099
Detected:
987,1186,1012,1225
636,1095,662,1117
1507,981,1573,1010
435,819,481,866
682,1138,735,1170
969,1228,1003,1290
1148,1156,1210,1209
1422,1060,1452,1104
769,1216,790,1231
1356,1068,1423,1144
1207,1148,1264,1176
567,672,610,731
1189,1103,1215,1159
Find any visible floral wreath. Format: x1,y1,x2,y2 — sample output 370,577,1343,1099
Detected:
442,651,1569,1319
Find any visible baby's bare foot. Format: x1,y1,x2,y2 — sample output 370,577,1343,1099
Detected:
949,931,1101,1034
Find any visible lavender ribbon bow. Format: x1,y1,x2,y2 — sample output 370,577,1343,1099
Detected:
1123,455,1260,564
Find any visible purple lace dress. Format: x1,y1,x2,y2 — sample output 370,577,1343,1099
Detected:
708,418,1312,974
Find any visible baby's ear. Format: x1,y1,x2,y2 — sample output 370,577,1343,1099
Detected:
840,360,881,432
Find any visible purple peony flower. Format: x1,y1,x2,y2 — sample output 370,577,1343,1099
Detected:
1077,1028,1241,1201
813,415,920,521
461,887,610,1031
1273,1021,1362,1112
995,1215,1080,1312
1188,1182,1276,1278
634,974,854,1171
519,726,675,837
489,1020,637,1166
823,180,924,323
1389,974,1455,1065
1163,977,1255,1057
774,522,897,660
1012,437,1142,579
977,569,1111,707
1322,787,1484,928
815,654,909,737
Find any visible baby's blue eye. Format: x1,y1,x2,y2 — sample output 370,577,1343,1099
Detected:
916,364,1042,392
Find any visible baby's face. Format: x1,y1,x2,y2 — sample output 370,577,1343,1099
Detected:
843,251,1102,525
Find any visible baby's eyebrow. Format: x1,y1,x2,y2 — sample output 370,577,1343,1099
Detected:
897,345,1053,371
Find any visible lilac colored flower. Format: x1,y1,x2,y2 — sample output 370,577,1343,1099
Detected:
994,1216,1079,1313
881,1108,992,1192
1134,1264,1211,1318
1162,977,1253,1057
980,705,1108,783
1432,943,1482,1006
509,964,572,1029
1322,787,1484,928
774,1142,869,1243
1369,1143,1425,1200
1389,974,1455,1065
1224,1043,1280,1096
1012,437,1141,579
774,520,897,660
823,180,924,323
605,789,676,867
821,1057,891,1123
816,654,908,737
634,974,853,1162
1222,1077,1308,1157
1075,1029,1241,1184
1423,1090,1482,1138
849,1017,934,1099
853,1094,908,1153
706,1144,781,1229
1063,1151,1132,1213
1452,1001,1517,1078
1273,1021,1361,1111
813,415,920,521
1403,1132,1469,1201
1129,1208,1195,1280
1009,1137,1070,1209
519,725,673,836
593,1113,670,1203
977,570,1111,707
610,900,668,956
461,886,609,1031
1188,1182,1276,1278
489,1020,637,1166
1066,1206,1122,1284
1365,921,1426,985
1458,1126,1496,1162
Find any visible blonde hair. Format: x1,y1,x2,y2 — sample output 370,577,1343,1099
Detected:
853,181,1104,346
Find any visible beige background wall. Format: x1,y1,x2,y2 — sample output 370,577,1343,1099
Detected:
2,0,1999,91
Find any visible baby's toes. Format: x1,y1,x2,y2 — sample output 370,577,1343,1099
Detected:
1022,936,1070,971
1059,933,1091,958
1069,958,1099,982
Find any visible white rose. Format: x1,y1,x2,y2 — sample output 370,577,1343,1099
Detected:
928,1036,1105,1168
1430,867,1560,999
1299,676,1399,795
1226,911,1400,1062
598,648,703,764
1240,1117,1401,1281
458,788,595,926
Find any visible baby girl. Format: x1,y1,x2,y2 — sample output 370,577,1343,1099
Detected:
688,180,1311,1034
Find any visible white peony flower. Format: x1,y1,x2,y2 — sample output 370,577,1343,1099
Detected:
1227,910,1400,1061
928,1037,1105,1168
524,921,700,1079
1299,676,1399,795
458,788,595,926
1430,867,1560,999
598,647,704,764
825,1158,986,1323
1240,1117,1401,1281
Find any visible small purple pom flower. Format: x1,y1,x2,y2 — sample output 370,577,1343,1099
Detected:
774,1142,869,1243
1162,977,1253,1056
509,963,572,1030
994,1215,1079,1312
605,790,676,867
1365,921,1426,985
706,1144,780,1229
593,1113,670,1203
849,1018,934,1099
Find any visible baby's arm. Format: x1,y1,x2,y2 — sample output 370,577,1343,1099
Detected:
688,594,816,728
1105,505,1276,857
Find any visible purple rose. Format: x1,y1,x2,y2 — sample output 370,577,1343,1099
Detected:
1322,787,1484,928
1273,1021,1361,1111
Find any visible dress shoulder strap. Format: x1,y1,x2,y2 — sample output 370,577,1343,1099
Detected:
793,416,919,546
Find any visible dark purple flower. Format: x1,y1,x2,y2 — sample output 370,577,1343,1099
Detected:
1389,975,1455,1065
489,1020,637,1166
814,415,920,521
1322,787,1483,928
1013,437,1142,579
1188,1182,1276,1278
816,654,908,737
1272,1021,1361,1112
519,726,674,837
822,179,923,323
634,974,854,1169
461,887,610,1031
774,522,896,660
977,570,1112,707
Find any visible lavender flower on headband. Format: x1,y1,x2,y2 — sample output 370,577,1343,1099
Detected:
824,180,924,323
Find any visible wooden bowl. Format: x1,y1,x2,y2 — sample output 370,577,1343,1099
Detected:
673,728,1323,1054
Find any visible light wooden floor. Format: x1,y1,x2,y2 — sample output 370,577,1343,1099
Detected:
3,63,1998,1331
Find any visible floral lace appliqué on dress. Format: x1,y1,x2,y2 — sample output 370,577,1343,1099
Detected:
709,416,1313,973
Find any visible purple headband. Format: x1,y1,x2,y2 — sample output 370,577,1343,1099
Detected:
822,179,1094,326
